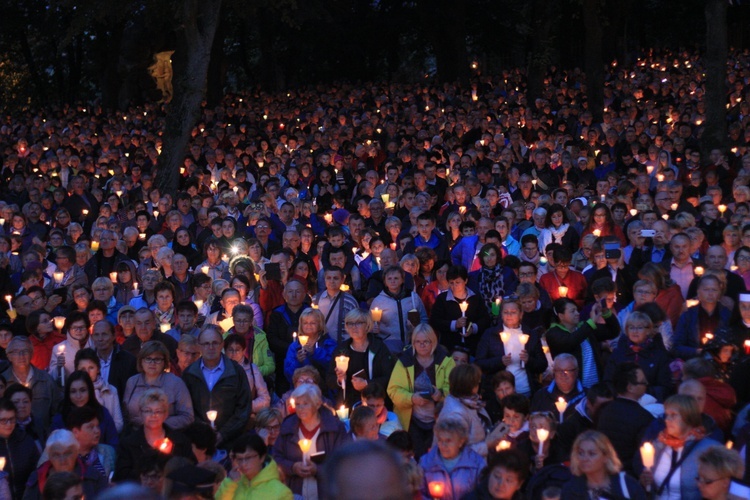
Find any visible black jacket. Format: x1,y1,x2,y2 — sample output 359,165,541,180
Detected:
604,336,673,402
597,398,655,473
474,325,548,394
0,427,40,500
106,346,138,398
182,354,252,447
327,334,395,407
114,424,194,481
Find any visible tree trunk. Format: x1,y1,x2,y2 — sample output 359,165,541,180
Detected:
526,0,557,104
206,16,227,107
418,0,469,84
584,0,604,124
702,0,728,154
156,0,223,195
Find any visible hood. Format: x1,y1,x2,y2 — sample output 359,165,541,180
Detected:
699,377,737,406
250,458,283,488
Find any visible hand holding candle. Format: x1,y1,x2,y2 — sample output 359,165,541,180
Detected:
427,481,445,499
519,334,529,367
299,438,312,465
536,428,549,458
206,410,217,428
157,438,173,454
459,301,469,341
336,405,349,420
555,397,567,422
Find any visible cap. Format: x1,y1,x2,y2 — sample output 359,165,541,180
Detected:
117,305,136,321
577,157,588,163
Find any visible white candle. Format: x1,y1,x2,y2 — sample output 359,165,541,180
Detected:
496,440,511,451
640,442,654,469
299,438,312,465
109,271,118,283
558,286,568,297
336,405,349,420
459,301,469,342
54,271,64,284
206,410,217,428
54,317,65,330
555,397,567,422
536,428,549,457
519,334,529,368
371,307,383,323
5,295,12,311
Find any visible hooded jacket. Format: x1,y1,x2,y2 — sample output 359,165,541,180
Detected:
215,458,293,499
387,345,455,431
419,445,486,500
370,287,429,354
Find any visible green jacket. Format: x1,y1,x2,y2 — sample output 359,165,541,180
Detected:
215,458,292,500
252,328,276,378
387,346,455,431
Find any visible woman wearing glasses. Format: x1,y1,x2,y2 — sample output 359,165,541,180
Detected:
327,308,395,408
695,445,745,500
122,340,194,430
114,389,194,481
388,323,454,459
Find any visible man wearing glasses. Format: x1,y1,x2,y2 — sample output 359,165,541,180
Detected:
182,326,251,447
530,354,584,424
0,398,40,499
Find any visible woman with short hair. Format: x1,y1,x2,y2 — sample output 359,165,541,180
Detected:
696,445,745,500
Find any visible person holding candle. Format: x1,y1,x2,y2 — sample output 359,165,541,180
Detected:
182,326,253,447
538,203,580,256
463,448,529,500
114,389,195,482
26,310,64,370
545,298,619,390
266,278,309,395
561,430,646,499
580,203,626,246
122,340,194,430
466,243,518,317
272,383,349,497
370,265,429,354
314,266,359,343
82,229,135,286
388,323,454,458
430,265,491,354
49,370,119,447
672,274,731,359
90,277,124,325
328,308,395,408
51,245,88,294
23,429,108,500
521,411,564,471
539,247,589,307
48,312,93,384
216,433,293,499
196,239,232,282
475,300,547,399
283,308,337,384
419,418,486,500
224,333,272,414
128,269,162,310
637,394,720,500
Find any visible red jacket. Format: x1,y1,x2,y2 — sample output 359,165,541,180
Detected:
30,332,65,370
699,376,736,434
539,270,589,308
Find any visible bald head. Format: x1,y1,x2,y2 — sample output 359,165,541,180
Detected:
705,245,728,270
379,249,398,268
678,379,706,412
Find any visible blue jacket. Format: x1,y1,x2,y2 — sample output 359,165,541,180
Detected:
51,406,119,447
672,305,731,359
451,235,480,271
283,334,337,383
419,445,486,500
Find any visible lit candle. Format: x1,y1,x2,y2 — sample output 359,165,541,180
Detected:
703,332,714,345
139,233,146,240
558,286,568,298
496,440,511,451
54,317,65,330
381,193,390,204
555,397,568,422
58,345,66,386
726,440,733,449
289,397,296,410
491,297,501,316
132,282,139,295
661,213,669,220
206,410,217,428
694,266,704,276
532,179,538,187
82,209,89,216
90,241,99,252
744,339,750,356
519,334,529,368
335,354,350,399
719,204,727,214
54,271,64,284
459,206,467,215
0,457,5,469
459,301,469,342
427,481,445,499
640,442,654,469
324,213,333,224
336,405,349,420
157,438,173,454
201,266,210,275
159,323,170,334
109,271,118,283
500,331,510,345
592,229,601,237
0,218,4,226
670,203,678,211
298,438,312,465
630,209,638,217
371,308,383,323
647,165,654,175
536,428,549,457
656,173,665,182
299,335,309,347
5,295,12,311
339,284,350,292
686,299,699,308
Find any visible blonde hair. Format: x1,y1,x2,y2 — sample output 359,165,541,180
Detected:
346,308,373,333
698,445,745,480
411,323,438,356
570,430,621,476
298,308,326,336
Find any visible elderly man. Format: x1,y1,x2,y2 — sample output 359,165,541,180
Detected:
686,245,746,302
182,326,251,447
266,279,309,395
530,353,585,424
83,230,135,285
121,308,178,361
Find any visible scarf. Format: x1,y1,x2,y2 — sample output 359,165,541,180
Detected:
657,426,706,449
548,223,570,244
479,265,505,313
627,338,652,362
155,305,175,325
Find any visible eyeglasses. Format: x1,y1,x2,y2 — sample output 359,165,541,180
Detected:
200,341,222,348
345,321,367,328
0,417,16,425
695,475,728,485
554,368,578,376
413,340,432,346
143,357,165,365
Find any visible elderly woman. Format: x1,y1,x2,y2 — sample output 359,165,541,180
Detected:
370,266,429,354
224,334,271,414
49,312,92,384
562,430,646,499
604,311,673,401
150,281,176,327
24,429,108,500
284,308,337,384
521,411,565,471
275,365,335,419
639,394,721,500
129,269,162,309
122,340,194,430
2,336,61,430
327,308,395,408
255,407,284,450
217,433,293,499
90,276,123,325
75,348,124,433
388,324,455,458
419,418,486,500
695,445,745,500
114,389,194,482
224,304,274,377
438,364,504,458
271,383,349,498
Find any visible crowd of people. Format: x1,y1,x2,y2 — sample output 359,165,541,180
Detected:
0,48,750,499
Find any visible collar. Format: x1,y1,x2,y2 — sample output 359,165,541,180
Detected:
200,356,225,373
446,288,475,303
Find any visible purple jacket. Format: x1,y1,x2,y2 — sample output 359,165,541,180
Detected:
271,408,350,494
419,445,486,500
